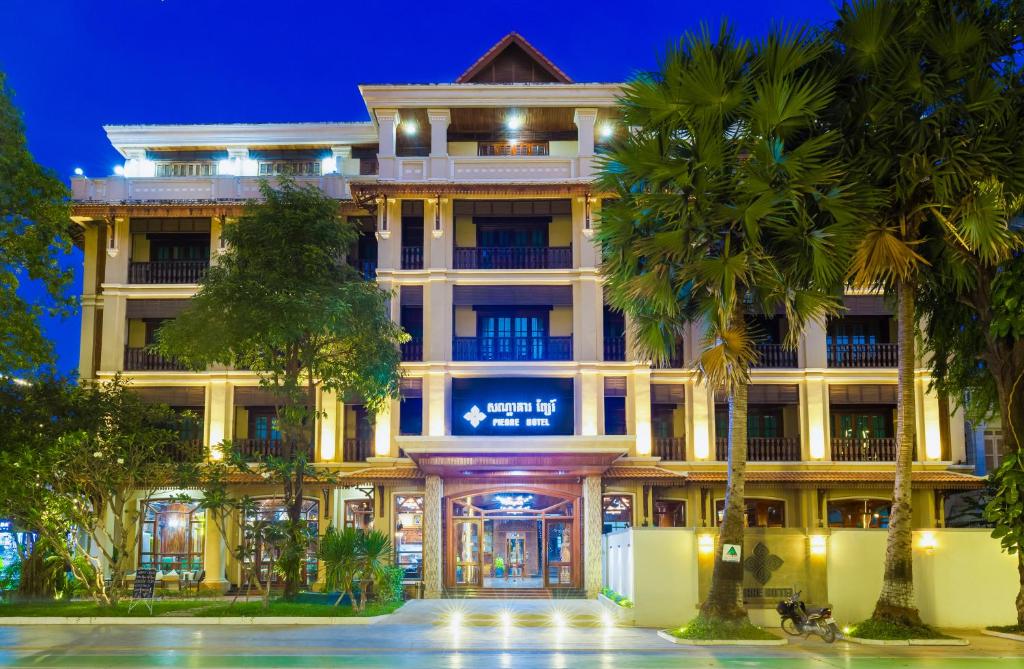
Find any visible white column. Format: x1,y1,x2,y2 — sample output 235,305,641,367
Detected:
320,389,340,462
803,318,828,368
573,108,598,178
423,475,443,598
374,403,393,458
207,381,231,458
427,109,450,180
917,375,943,461
99,293,127,372
631,368,652,456
331,145,353,175
376,109,400,180
105,216,129,283
580,369,600,436
376,198,400,270
425,370,447,437
424,279,452,363
804,375,830,461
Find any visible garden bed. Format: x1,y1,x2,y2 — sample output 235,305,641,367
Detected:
845,619,968,646
982,625,1024,642
597,593,634,626
658,616,786,646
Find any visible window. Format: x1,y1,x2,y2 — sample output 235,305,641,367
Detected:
748,408,782,439
344,498,375,530
826,316,890,347
139,500,205,572
476,218,549,248
399,397,423,436
827,499,891,528
149,234,210,262
654,500,686,527
832,408,894,439
716,498,785,528
249,409,281,441
604,396,627,435
155,162,218,177
394,495,424,579
258,161,321,176
244,498,319,585
602,495,633,534
477,308,549,360
171,407,204,442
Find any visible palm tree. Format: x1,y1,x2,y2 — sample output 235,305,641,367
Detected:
356,529,393,611
830,0,1022,627
318,526,361,607
598,24,865,623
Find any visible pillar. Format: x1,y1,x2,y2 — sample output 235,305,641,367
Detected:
374,403,393,458
105,216,129,283
688,382,713,461
376,109,400,180
99,292,127,372
207,381,231,457
424,279,452,362
580,369,600,436
803,375,830,461
331,145,354,175
631,368,652,456
803,317,828,368
423,474,443,598
573,277,602,361
426,370,447,436
320,389,341,462
583,475,603,598
917,374,943,461
202,514,229,593
427,108,450,180
573,108,598,178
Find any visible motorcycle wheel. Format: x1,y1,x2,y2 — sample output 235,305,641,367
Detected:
781,618,801,636
819,621,836,643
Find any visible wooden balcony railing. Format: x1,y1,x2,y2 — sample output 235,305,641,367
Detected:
167,440,204,463
128,260,208,284
124,347,189,371
753,343,797,368
653,437,686,461
714,436,802,461
604,336,626,361
236,438,314,461
401,246,424,270
831,437,898,461
401,339,423,362
344,438,373,462
827,343,898,367
452,336,573,361
453,246,572,270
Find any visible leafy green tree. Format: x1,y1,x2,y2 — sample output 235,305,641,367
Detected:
0,376,187,606
830,0,1023,626
0,72,74,375
598,25,863,624
156,178,404,599
985,449,1024,627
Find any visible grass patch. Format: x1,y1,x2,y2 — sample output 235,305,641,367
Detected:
987,624,1024,633
0,600,212,617
848,619,954,640
193,599,402,617
668,615,780,641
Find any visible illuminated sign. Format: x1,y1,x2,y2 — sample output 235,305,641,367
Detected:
452,377,574,436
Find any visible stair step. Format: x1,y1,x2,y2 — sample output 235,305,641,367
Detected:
443,588,586,600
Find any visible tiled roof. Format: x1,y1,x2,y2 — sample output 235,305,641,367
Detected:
603,466,687,483
683,470,985,490
225,466,424,484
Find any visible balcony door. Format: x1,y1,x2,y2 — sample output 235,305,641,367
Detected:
476,218,548,248
832,408,893,440
477,308,548,360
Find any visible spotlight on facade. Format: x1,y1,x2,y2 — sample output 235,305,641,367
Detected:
449,611,464,628
809,534,827,556
551,610,567,628
600,123,614,139
401,121,418,136
500,610,514,628
73,167,84,176
697,533,715,554
917,531,938,551
506,115,523,131
113,165,125,176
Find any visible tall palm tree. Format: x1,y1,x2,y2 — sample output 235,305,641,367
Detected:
598,25,865,623
830,0,1022,627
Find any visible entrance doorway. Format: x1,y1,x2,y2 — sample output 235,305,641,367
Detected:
446,490,578,590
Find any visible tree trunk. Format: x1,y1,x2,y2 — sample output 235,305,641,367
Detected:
872,279,922,626
699,382,749,622
993,361,1024,455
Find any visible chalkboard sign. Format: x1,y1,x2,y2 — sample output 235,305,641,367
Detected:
128,568,156,614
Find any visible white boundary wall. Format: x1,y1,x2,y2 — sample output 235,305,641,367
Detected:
603,528,699,628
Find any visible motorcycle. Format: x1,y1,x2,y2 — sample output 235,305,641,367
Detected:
776,589,839,643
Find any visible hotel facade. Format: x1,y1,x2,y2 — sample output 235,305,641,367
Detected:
69,34,983,599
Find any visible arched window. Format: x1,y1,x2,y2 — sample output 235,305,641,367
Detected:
827,499,891,528
139,500,205,572
715,498,786,528
244,497,319,585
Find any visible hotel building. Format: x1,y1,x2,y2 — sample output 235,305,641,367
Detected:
69,33,982,598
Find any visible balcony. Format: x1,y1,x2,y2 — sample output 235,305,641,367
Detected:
753,343,797,368
715,437,801,461
124,347,189,371
344,438,373,462
401,246,424,270
167,440,204,463
453,246,572,270
72,174,350,203
827,343,898,368
831,437,897,461
235,438,315,460
604,336,626,361
452,336,573,361
401,339,423,362
128,260,208,284
653,437,685,461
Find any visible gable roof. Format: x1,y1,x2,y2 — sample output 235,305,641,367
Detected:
457,32,572,84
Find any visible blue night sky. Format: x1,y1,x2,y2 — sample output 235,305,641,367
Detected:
0,0,837,375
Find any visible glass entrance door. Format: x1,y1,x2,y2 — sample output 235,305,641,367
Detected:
453,518,482,586
544,520,573,587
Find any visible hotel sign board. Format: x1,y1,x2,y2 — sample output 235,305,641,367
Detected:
452,377,574,436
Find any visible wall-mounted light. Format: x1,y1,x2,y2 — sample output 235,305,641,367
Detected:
698,533,715,555
506,115,523,131
105,217,119,258
600,123,614,139
113,165,125,176
432,193,443,238
583,192,594,238
73,167,84,177
401,120,418,136
917,531,937,552
377,195,391,239
320,156,337,175
809,534,827,556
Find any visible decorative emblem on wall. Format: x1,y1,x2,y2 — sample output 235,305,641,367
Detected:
743,542,784,585
463,405,487,428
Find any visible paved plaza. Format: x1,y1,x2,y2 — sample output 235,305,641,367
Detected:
2,601,1024,668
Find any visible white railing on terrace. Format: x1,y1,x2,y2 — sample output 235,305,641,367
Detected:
71,174,350,202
